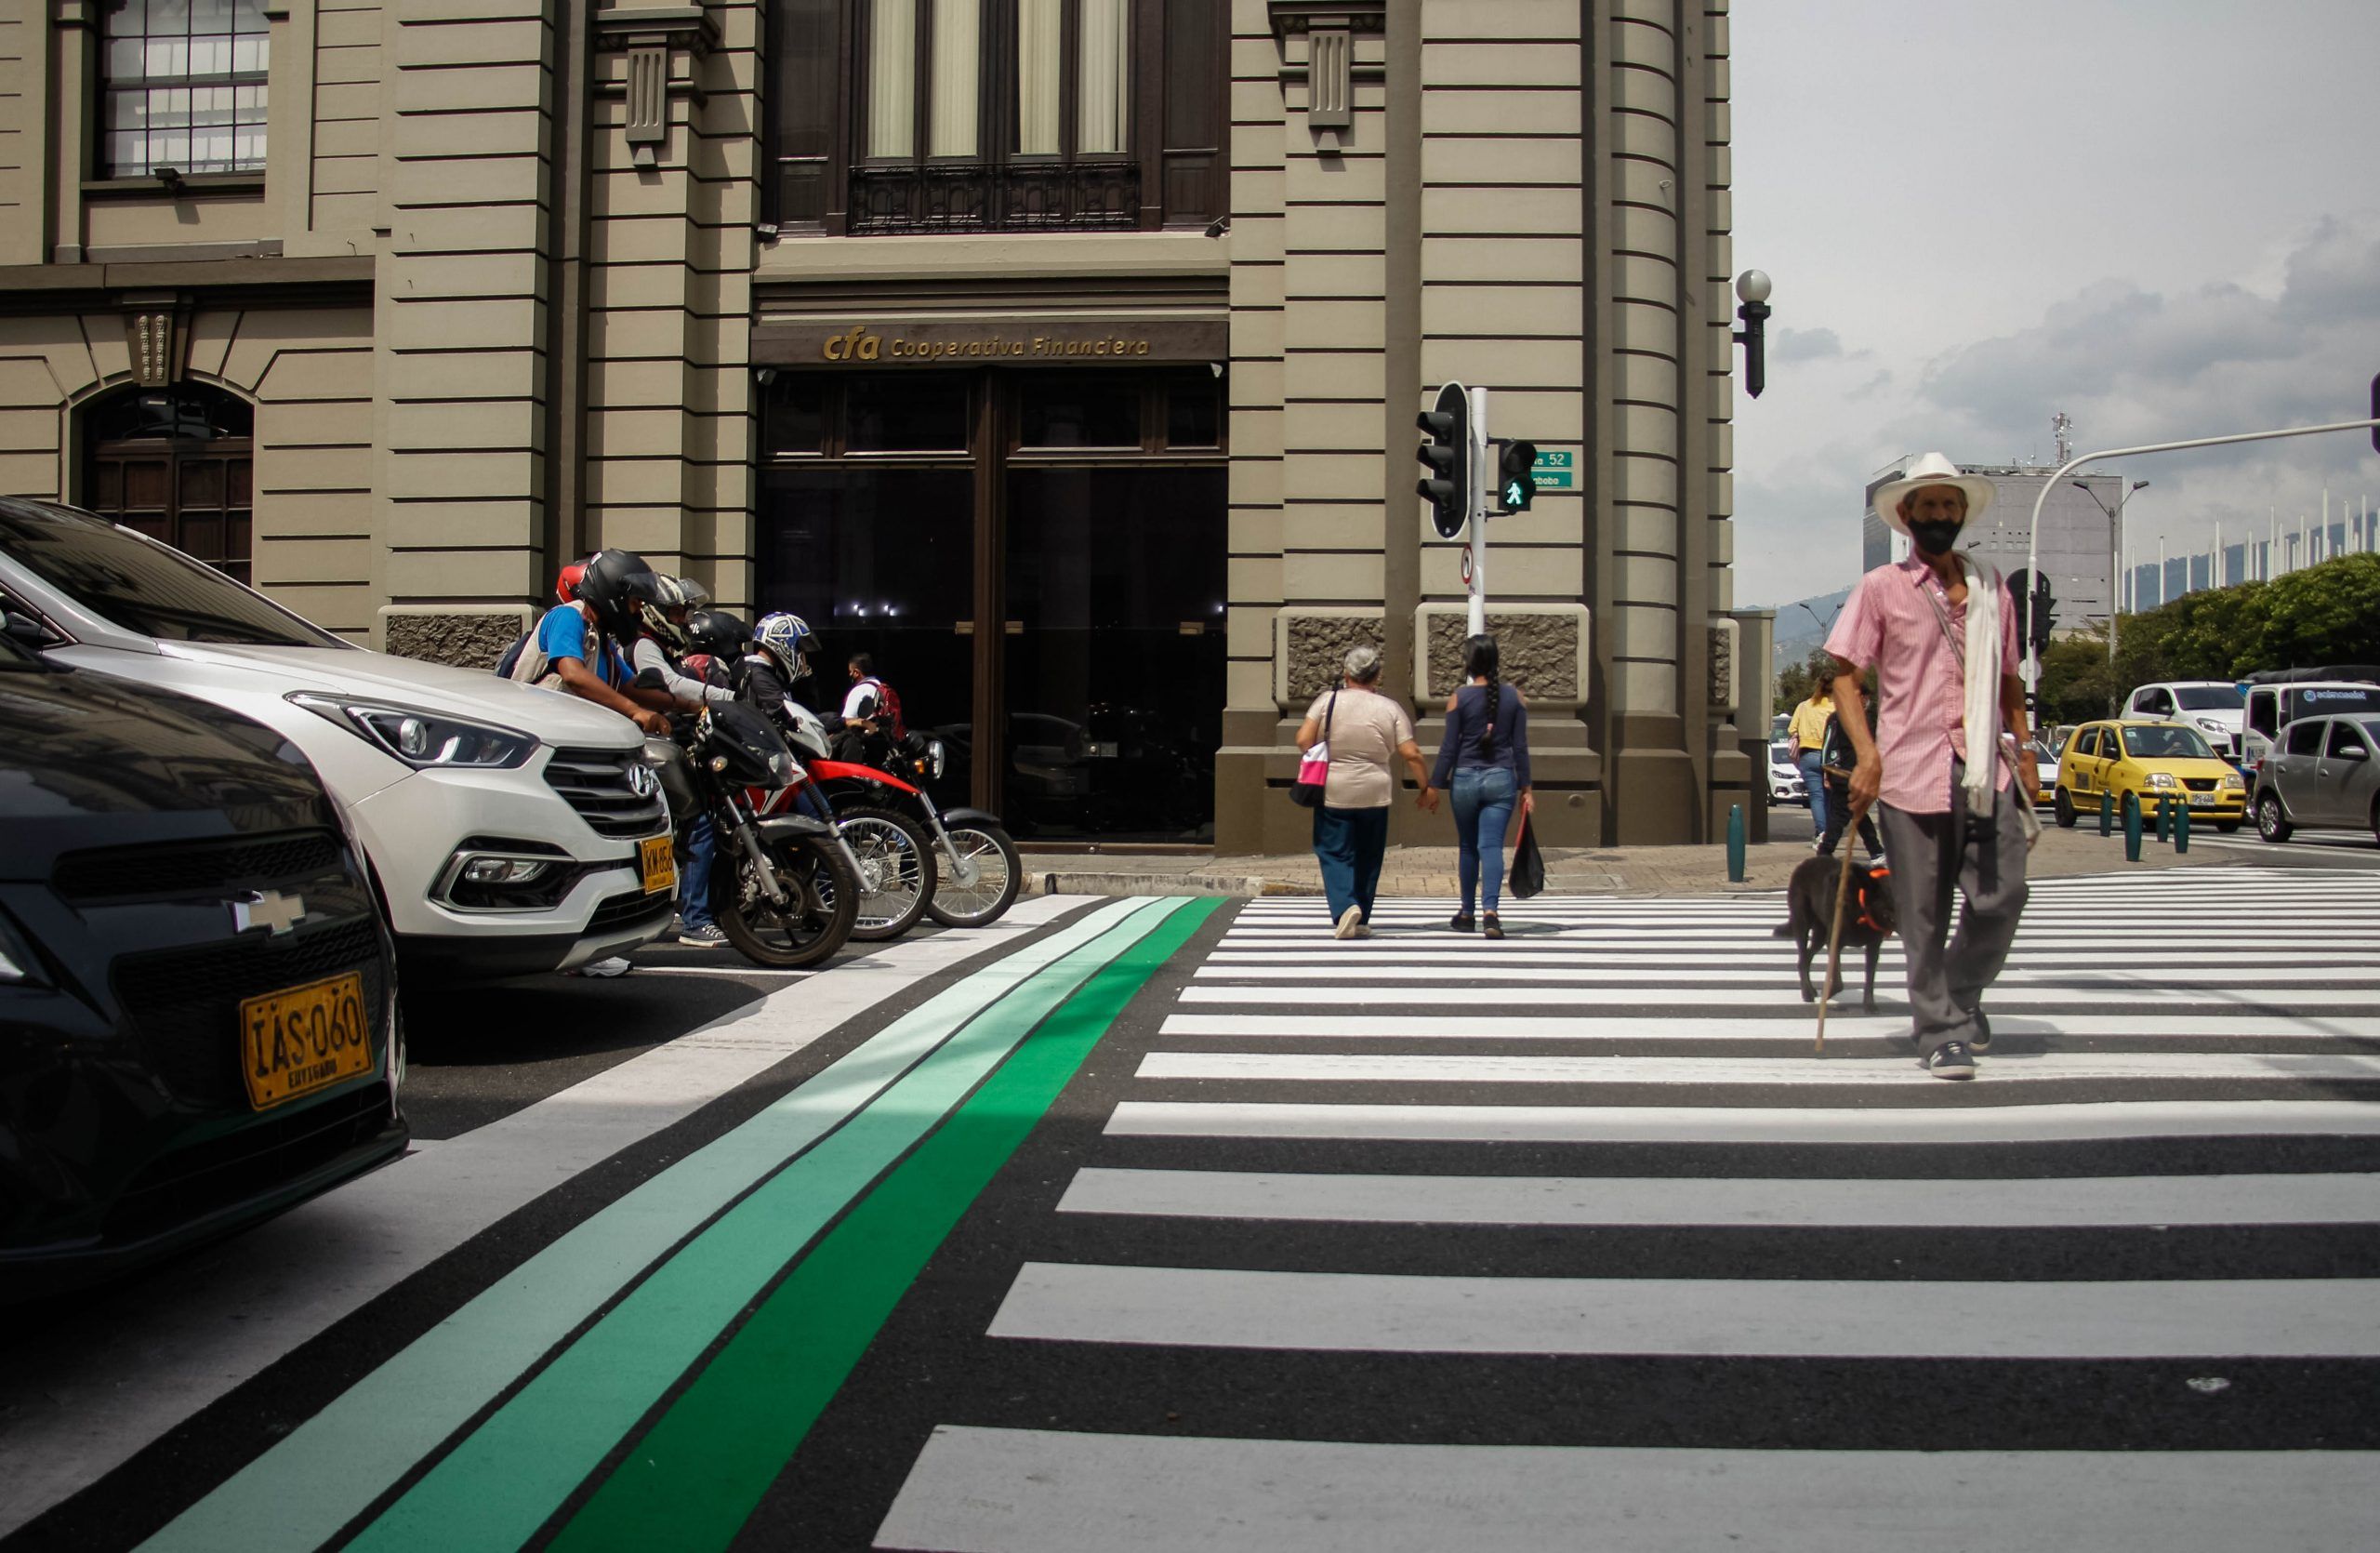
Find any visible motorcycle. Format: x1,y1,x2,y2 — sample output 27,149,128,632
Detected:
765,705,1022,930
645,701,859,967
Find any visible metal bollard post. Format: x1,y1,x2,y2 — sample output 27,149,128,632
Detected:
2098,790,2112,836
2175,797,2191,853
1726,803,1745,883
2154,793,2170,843
2124,793,2143,862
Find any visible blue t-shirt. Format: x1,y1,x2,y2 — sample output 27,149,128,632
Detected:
536,603,627,686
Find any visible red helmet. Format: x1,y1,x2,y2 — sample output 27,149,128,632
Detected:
555,562,587,604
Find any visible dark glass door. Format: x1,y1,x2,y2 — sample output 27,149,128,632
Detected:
1003,466,1226,841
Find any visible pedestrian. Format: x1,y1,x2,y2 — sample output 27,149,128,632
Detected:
1785,680,1835,848
1811,696,1886,862
1294,644,1435,938
1824,451,2041,1080
1424,633,1531,938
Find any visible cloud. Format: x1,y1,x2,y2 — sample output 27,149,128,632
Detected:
1769,326,1844,364
1734,215,2380,607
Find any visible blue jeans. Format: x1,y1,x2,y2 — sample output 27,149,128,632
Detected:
1312,805,1389,925
1797,750,1828,837
1450,765,1518,914
681,813,718,930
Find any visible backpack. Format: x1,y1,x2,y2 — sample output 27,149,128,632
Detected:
505,601,590,687
853,676,906,740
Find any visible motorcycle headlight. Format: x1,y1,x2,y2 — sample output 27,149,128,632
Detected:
290,694,536,770
2146,771,2178,788
769,750,794,785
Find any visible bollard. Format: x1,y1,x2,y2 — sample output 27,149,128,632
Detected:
2123,792,2143,862
2099,790,2112,836
1726,803,1745,883
2175,797,2191,853
2154,792,2170,843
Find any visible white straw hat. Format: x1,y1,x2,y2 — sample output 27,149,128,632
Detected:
1871,451,1997,536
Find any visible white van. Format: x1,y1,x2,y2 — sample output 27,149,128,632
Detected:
0,498,674,985
2122,682,2246,758
2241,675,2380,769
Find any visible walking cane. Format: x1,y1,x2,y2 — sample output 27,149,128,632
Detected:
1814,774,1869,1055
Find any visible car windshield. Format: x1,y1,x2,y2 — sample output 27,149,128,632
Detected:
1769,743,1792,763
0,503,340,648
2174,686,2243,711
2122,725,2215,761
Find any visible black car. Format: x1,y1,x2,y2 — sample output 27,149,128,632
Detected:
0,617,405,1301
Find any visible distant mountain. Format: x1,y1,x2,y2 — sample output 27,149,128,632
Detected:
1768,584,1854,665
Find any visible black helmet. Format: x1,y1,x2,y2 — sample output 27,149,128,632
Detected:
684,608,751,661
577,548,659,643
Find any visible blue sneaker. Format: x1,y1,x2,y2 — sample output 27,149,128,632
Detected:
1923,1041,1977,1080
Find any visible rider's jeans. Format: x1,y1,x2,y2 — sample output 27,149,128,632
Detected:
681,813,718,930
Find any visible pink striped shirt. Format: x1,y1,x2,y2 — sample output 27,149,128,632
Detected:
1824,556,2020,816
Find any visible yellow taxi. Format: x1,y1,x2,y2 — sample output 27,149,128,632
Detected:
2053,719,2246,831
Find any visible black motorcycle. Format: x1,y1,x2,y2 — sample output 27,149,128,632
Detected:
648,701,859,968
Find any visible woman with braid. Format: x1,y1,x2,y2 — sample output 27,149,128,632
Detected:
1427,633,1533,937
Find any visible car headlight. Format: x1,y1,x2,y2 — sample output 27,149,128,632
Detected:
289,693,536,770
2221,772,2243,789
0,906,39,985
2146,771,2177,788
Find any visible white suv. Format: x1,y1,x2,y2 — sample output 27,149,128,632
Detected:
0,498,672,984
2122,681,2245,759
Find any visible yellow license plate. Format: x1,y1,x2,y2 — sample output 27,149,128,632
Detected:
240,972,375,1110
640,834,677,895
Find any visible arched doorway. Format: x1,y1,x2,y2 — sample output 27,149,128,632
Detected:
81,382,257,585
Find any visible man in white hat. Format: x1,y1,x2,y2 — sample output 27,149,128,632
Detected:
1822,453,2039,1079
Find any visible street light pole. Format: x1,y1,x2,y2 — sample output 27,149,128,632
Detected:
2073,476,2148,714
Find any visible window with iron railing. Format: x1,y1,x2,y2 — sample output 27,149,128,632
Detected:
99,0,270,179
770,0,1223,236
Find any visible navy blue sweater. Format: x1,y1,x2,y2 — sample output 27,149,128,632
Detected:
1432,683,1530,790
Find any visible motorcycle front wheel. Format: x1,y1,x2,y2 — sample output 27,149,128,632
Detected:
841,806,938,942
722,831,859,967
923,820,1022,928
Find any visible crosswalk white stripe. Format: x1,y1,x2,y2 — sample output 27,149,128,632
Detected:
1055,1167,2380,1228
877,1427,2380,1553
1104,1098,2380,1144
1181,983,2380,1008
1208,948,2357,966
1193,962,2378,985
989,1262,2380,1358
1136,1050,2380,1086
1158,1012,2380,1041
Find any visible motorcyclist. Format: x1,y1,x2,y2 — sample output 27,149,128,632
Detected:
627,575,737,712
544,549,672,737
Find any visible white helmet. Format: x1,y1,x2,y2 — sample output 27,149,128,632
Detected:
755,612,813,679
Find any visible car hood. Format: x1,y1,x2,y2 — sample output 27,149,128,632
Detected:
157,643,643,748
0,664,337,878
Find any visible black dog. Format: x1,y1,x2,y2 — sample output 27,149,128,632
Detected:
1774,856,1897,1012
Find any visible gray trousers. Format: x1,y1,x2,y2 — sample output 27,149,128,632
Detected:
1875,778,2030,1055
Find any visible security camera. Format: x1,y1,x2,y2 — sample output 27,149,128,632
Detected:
755,366,777,385
755,222,780,241
1202,216,1230,239
153,166,185,194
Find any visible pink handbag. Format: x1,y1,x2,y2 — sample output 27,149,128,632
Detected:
1291,690,1336,808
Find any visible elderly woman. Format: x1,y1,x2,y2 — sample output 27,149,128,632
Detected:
1295,644,1436,938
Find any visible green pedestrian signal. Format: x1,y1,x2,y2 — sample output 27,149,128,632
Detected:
1493,438,1538,512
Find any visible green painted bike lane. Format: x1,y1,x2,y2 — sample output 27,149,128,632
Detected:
339,896,1216,1553
139,896,1170,1553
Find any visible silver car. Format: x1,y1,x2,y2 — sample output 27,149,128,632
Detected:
2251,714,2380,845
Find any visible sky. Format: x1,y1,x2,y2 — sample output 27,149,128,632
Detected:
1727,0,2380,608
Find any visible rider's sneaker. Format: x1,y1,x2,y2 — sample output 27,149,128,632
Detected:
567,956,634,978
679,922,728,948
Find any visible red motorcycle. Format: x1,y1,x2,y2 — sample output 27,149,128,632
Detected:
756,707,1022,934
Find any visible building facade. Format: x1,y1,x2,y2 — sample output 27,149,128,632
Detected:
0,0,1764,848
1864,458,2119,641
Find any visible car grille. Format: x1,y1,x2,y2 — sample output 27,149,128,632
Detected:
111,917,388,1108
545,749,669,839
2182,777,2219,792
586,887,675,937
102,1084,392,1245
52,829,347,904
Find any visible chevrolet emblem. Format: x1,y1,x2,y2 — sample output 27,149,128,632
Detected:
232,889,306,936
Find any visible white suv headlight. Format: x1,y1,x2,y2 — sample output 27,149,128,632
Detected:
289,693,537,770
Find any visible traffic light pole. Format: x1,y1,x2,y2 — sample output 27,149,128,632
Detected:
2016,414,2380,702
1467,386,1488,636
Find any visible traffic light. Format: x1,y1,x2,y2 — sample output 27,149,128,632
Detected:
1415,381,1470,539
2028,573,2056,653
1494,438,1538,512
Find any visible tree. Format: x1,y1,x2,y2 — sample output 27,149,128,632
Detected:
1774,645,1840,714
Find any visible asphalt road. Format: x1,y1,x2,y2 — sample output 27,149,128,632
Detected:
7,865,2380,1551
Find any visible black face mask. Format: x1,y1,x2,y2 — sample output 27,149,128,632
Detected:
1908,519,1962,557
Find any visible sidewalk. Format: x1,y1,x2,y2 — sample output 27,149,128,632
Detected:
1023,821,2241,900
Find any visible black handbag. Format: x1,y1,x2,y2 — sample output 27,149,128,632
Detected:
1508,810,1545,898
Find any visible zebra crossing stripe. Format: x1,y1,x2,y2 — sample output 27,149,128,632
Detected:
138,896,1167,1553
1053,1167,2380,1228
986,1262,2380,1359
1133,1050,2380,1085
1192,962,2380,985
876,1427,2380,1553
1157,1012,2380,1041
1180,984,2380,1007
1104,1099,2380,1144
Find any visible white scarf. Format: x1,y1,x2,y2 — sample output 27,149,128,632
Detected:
1956,555,2001,816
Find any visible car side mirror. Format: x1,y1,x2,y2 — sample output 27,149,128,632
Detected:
2340,748,2368,762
